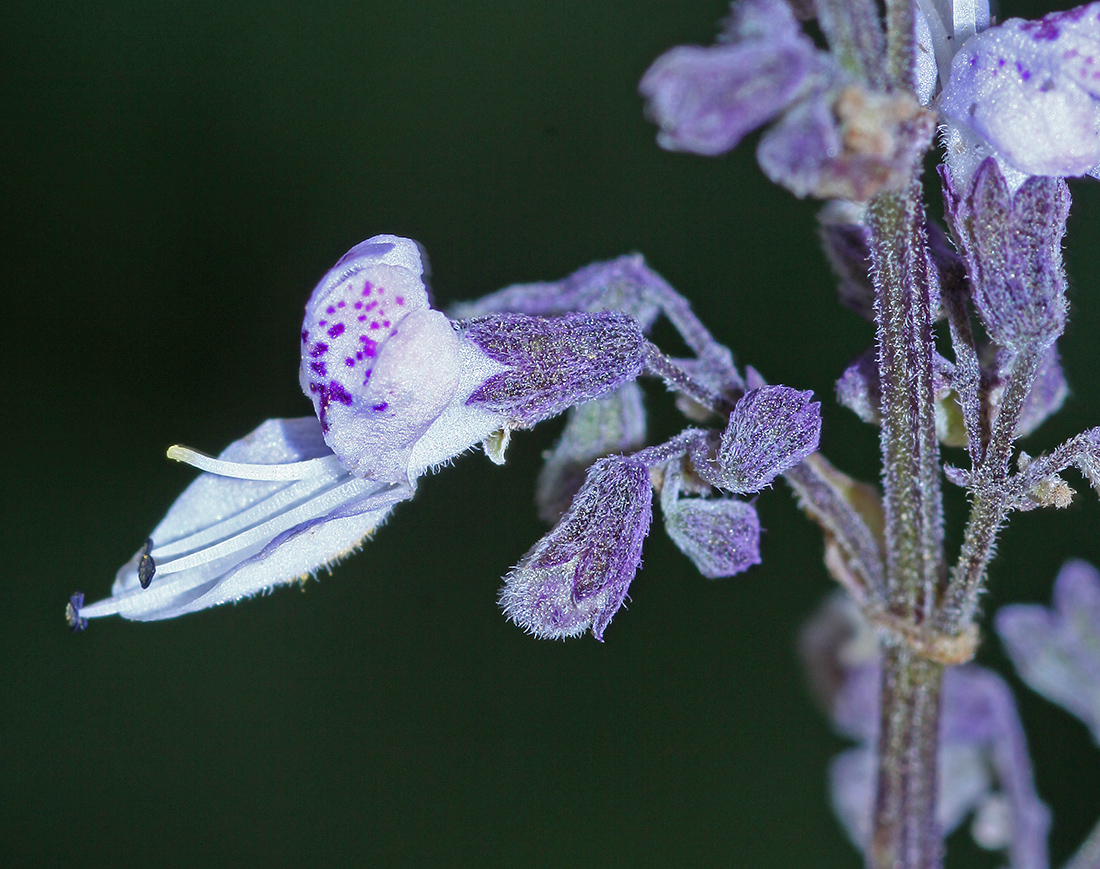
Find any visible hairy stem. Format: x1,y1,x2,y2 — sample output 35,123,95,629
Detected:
938,347,1043,632
871,644,945,869
867,181,945,868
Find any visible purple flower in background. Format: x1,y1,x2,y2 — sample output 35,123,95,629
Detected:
499,456,654,641
800,596,1051,867
640,0,934,200
997,560,1100,744
639,0,817,156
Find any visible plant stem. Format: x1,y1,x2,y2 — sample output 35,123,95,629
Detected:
870,643,945,869
867,182,946,868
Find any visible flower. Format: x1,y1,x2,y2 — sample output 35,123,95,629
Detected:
938,2,1100,182
639,0,934,200
996,559,1100,744
800,594,1051,866
72,236,651,626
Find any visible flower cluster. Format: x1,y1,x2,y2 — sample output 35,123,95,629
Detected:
71,235,820,637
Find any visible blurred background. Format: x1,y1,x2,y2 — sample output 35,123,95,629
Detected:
3,0,1098,865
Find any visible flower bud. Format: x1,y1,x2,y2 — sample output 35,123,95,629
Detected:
463,312,646,428
697,385,821,493
499,456,653,640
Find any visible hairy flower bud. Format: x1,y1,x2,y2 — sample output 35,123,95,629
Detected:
463,311,646,428
659,466,761,579
943,159,1070,353
499,456,653,640
697,385,821,493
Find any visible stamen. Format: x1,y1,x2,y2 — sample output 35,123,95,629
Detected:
152,477,395,578
66,593,87,632
77,479,407,621
151,460,348,560
137,538,156,589
166,445,337,481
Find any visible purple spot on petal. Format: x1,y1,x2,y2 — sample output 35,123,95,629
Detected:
354,301,362,309
370,322,379,329
310,342,328,358
327,323,345,338
345,357,355,367
396,296,404,305
372,402,388,412
383,321,390,328
318,319,327,327
326,305,336,315
358,315,366,321
310,360,327,376
329,381,353,405
337,301,345,308
301,329,309,342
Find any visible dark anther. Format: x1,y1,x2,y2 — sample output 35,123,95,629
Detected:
66,593,87,633
138,538,156,589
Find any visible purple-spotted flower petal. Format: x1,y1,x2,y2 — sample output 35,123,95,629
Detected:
697,385,821,493
996,559,1100,744
300,235,510,483
940,2,1100,180
499,455,653,640
639,0,817,156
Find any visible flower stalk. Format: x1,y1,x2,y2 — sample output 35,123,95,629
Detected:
867,181,945,868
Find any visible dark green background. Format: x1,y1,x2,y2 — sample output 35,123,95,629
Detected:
4,1,1098,865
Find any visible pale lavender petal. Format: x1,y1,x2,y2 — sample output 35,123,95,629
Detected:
499,456,653,641
75,418,412,623
711,385,821,493
997,559,1100,744
464,312,646,428
940,3,1100,177
535,383,647,523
